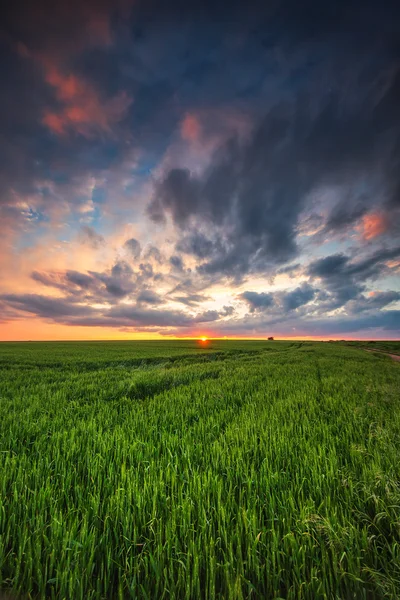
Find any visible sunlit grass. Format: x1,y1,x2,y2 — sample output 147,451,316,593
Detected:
0,340,399,599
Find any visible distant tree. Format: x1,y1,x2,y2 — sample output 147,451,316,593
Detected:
268,336,274,341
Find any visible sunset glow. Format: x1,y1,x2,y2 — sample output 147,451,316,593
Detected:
0,0,399,341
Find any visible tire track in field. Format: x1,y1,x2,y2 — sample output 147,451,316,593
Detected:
364,349,400,362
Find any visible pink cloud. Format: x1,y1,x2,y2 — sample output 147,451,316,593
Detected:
41,62,132,137
15,0,133,139
180,113,202,142
359,212,389,240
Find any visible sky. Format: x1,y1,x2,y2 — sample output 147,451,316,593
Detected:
0,0,399,341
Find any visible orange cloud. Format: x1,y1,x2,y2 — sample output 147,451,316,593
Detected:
42,112,65,135
386,259,400,270
40,62,132,137
15,0,133,139
181,113,202,142
359,212,389,240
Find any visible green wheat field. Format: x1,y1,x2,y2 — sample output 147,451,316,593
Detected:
1,340,400,599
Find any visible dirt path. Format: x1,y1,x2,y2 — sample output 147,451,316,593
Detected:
364,349,400,362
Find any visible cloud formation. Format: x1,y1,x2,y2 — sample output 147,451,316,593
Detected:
1,0,400,339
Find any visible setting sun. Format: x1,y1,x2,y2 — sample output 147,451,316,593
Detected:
200,337,208,342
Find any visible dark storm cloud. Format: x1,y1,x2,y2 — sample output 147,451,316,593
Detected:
239,292,274,313
65,270,97,290
148,111,307,278
0,291,195,328
324,196,369,233
176,232,217,259
143,0,400,276
139,263,154,278
2,0,400,235
193,306,234,322
124,238,141,260
30,264,137,302
239,284,317,315
149,58,400,279
348,291,400,313
308,254,349,278
308,246,400,283
1,294,96,318
31,269,99,296
137,289,163,304
194,310,221,323
169,255,185,271
28,257,174,309
300,311,400,335
282,283,316,311
221,305,235,317
78,226,106,249
276,263,301,277
107,305,193,327
172,293,211,307
306,246,400,311
88,261,135,298
31,271,70,293
143,246,163,264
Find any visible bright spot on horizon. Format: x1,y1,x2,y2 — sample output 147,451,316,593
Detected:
200,337,208,342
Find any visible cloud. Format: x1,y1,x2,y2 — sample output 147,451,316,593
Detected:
276,263,301,276
41,63,132,137
282,282,316,311
239,291,274,312
124,238,141,260
137,289,163,304
30,262,137,302
89,261,135,298
172,293,210,307
2,293,95,319
308,246,400,283
10,0,133,139
324,194,369,233
1,0,400,339
299,311,400,336
107,305,194,328
176,232,218,259
169,255,185,271
221,305,235,317
194,310,221,323
306,246,400,311
348,290,400,313
358,212,390,240
149,65,400,280
139,263,154,279
78,226,106,249
143,246,164,264
180,113,201,142
308,254,349,279
31,270,71,293
240,283,316,315
65,270,97,290
0,291,193,329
